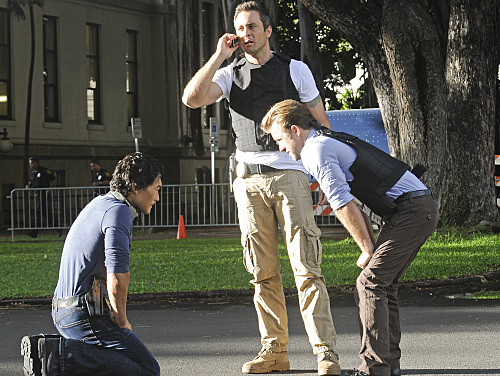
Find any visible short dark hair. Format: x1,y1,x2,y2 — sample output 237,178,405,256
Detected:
110,152,164,196
234,1,272,30
261,99,315,134
29,156,39,163
90,159,100,165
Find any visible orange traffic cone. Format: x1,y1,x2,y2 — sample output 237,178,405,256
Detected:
177,215,187,239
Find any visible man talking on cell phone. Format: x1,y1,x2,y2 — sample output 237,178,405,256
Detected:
182,2,340,375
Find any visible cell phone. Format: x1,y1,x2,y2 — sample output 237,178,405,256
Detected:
230,39,239,48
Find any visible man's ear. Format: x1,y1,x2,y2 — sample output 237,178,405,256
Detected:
266,26,272,39
290,124,301,137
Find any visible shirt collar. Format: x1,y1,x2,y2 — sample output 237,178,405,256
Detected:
109,190,139,220
306,128,318,141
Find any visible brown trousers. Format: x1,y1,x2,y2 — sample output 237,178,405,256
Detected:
355,195,439,375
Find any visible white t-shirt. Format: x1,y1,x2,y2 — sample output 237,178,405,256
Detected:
213,56,320,172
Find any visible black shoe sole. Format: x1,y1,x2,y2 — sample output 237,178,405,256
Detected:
21,334,60,376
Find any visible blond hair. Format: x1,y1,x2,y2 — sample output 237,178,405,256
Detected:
261,99,315,134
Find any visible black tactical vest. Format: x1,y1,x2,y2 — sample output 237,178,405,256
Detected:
229,52,300,152
312,123,410,217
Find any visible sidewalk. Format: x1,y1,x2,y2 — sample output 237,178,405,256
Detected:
133,225,350,241
0,224,350,242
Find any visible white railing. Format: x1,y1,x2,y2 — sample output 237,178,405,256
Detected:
7,184,342,242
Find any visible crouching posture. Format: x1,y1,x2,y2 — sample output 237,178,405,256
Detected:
261,100,439,376
22,152,163,376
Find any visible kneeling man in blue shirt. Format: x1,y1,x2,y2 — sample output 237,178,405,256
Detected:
22,152,163,376
261,100,439,376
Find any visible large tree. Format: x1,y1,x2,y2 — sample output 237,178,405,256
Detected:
300,0,499,226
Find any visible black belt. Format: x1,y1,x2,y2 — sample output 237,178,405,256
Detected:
245,163,279,175
394,189,432,204
52,295,86,310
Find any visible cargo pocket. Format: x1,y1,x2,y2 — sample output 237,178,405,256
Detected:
243,230,258,276
299,225,323,274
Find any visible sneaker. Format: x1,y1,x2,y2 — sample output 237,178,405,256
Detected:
21,334,59,376
317,350,340,375
242,344,290,374
38,337,61,376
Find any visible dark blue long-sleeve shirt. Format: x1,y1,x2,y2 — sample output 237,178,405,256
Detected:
54,192,132,299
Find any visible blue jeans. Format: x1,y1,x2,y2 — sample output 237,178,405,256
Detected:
52,305,160,376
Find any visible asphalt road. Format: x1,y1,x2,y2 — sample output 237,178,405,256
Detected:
1,285,499,376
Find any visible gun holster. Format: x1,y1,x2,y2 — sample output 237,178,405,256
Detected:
84,277,104,316
411,163,427,179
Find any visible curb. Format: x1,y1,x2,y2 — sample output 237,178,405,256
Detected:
1,270,499,307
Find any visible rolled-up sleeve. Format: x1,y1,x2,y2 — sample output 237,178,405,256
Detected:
302,138,355,211
213,65,233,100
102,205,131,274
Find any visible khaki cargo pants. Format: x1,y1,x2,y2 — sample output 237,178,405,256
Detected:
233,168,337,353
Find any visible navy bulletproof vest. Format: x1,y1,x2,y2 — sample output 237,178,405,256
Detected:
313,123,410,217
229,52,300,152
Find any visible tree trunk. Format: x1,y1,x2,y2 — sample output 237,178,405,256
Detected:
298,1,324,100
300,0,448,204
441,0,499,225
262,0,279,51
300,0,499,225
174,0,204,156
380,0,448,209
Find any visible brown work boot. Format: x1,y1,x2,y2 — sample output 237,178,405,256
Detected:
317,350,340,375
242,344,290,374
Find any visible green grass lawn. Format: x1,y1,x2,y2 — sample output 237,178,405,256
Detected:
0,229,498,299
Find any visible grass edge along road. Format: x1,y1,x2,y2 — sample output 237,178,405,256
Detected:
0,229,499,300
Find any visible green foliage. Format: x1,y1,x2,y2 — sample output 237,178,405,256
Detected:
338,88,364,110
0,230,498,299
276,0,366,110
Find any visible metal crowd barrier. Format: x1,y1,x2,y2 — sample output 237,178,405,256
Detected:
7,184,341,242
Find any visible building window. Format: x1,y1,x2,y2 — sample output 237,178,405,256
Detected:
86,23,101,123
0,8,12,120
126,30,138,124
43,15,59,122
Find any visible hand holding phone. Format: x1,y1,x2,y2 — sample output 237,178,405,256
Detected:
230,38,239,48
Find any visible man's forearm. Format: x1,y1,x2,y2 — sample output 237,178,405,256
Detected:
335,200,374,255
182,52,225,108
107,272,130,326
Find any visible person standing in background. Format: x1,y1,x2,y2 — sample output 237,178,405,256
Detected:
90,159,111,197
26,156,62,238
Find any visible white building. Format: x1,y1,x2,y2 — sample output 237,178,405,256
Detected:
0,0,232,226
